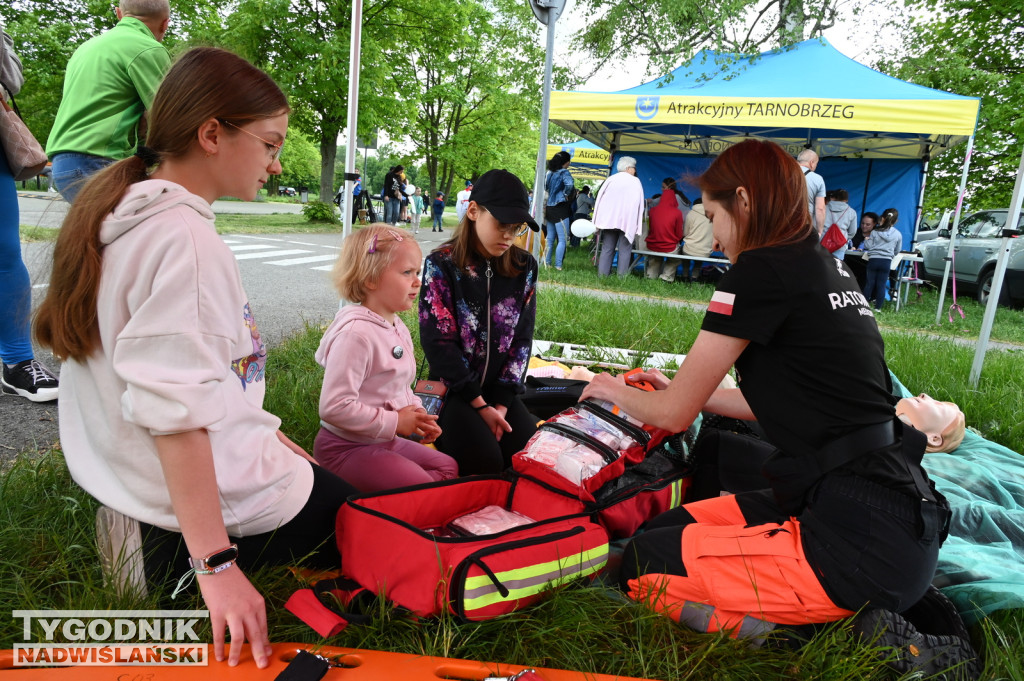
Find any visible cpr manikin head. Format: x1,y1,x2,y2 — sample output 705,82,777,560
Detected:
895,394,966,453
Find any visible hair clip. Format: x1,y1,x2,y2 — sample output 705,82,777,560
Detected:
368,229,404,254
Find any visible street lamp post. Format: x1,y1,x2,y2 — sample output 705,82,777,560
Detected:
528,0,567,259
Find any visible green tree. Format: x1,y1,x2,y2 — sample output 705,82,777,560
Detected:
278,126,320,191
883,0,1023,211
225,0,413,200
386,0,557,201
570,0,871,79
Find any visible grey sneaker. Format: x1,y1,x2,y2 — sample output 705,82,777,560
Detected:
2,359,59,402
96,506,149,598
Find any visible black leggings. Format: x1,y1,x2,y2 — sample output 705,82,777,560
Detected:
140,462,356,590
435,395,538,475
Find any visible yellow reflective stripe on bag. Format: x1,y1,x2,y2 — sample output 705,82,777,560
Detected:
453,523,610,621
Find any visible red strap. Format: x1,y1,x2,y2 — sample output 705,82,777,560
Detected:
285,589,351,638
285,578,372,638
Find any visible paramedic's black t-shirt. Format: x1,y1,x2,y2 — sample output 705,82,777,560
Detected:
700,234,915,493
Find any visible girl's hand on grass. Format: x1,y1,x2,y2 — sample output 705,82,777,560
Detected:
581,372,628,404
629,368,670,390
198,567,272,668
480,404,512,441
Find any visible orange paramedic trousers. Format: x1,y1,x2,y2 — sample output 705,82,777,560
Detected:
624,494,854,638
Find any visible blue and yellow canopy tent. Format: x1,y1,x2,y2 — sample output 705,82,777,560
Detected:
545,140,611,184
550,38,981,246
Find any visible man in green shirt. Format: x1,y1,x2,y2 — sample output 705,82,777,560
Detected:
47,0,170,203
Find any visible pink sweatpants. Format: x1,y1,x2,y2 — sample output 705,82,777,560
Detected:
313,427,458,493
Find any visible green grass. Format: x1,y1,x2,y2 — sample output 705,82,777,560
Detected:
3,445,1023,678
541,244,1024,347
211,213,340,234
17,225,61,242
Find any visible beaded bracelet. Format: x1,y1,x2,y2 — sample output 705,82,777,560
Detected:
194,560,235,576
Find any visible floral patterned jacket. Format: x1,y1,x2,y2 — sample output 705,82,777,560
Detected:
418,246,538,407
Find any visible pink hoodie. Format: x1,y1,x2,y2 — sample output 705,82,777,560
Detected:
316,305,421,444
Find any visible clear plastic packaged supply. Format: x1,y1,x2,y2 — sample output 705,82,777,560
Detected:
450,505,536,536
588,399,644,427
553,446,607,484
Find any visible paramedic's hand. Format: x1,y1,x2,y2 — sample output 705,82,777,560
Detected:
581,372,628,404
480,404,512,441
628,368,671,391
277,430,318,465
397,405,440,442
198,567,272,668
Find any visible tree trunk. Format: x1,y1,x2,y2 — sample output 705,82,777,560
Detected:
319,118,342,200
779,0,805,46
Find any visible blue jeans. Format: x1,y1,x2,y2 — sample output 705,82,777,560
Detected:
0,153,34,364
433,214,443,230
544,218,568,267
383,196,400,225
52,152,116,204
863,258,891,309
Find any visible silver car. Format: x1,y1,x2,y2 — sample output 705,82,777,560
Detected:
916,210,1024,305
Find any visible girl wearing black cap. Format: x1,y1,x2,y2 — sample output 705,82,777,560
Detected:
418,169,541,474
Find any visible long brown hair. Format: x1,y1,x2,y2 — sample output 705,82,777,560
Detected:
35,47,288,361
437,212,528,278
698,139,811,255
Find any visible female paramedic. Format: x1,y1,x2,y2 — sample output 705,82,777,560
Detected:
581,139,949,641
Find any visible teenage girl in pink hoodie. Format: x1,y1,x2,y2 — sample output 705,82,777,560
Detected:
313,225,458,490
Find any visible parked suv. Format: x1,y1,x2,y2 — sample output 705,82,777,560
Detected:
916,209,1024,305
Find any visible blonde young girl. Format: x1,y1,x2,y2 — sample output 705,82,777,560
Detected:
314,225,456,490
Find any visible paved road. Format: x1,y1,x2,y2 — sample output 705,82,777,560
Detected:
2,204,452,459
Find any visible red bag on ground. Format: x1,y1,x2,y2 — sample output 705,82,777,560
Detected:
337,475,609,621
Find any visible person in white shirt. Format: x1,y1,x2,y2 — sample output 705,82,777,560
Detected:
593,156,645,276
455,179,473,223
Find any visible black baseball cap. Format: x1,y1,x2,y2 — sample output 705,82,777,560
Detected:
469,169,540,232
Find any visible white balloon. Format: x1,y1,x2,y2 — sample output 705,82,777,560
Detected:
404,184,416,196
571,219,596,238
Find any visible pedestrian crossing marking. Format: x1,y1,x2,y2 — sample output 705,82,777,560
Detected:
267,254,338,266
228,244,277,252
234,249,310,260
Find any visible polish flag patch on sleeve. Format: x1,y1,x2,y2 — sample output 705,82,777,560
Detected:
708,291,736,315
